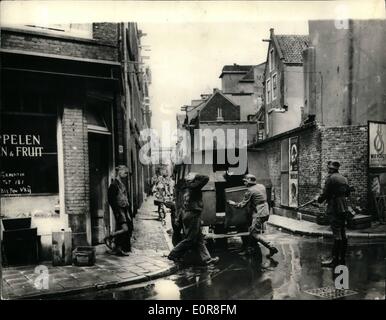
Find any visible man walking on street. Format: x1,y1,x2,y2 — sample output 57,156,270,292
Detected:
167,172,219,266
228,174,278,257
317,160,351,268
105,165,133,256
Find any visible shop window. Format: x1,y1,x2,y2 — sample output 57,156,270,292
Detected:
1,88,20,112
280,138,289,206
1,81,57,115
0,114,58,195
22,93,41,113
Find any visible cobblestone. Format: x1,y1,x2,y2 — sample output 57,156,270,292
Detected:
1,196,175,299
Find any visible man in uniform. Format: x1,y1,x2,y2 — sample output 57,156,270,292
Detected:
167,172,219,266
316,160,350,267
228,174,278,257
105,165,133,256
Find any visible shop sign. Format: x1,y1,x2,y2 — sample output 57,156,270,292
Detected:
0,114,58,195
369,121,386,168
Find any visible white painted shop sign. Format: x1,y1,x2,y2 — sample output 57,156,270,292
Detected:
369,121,386,168
0,114,58,195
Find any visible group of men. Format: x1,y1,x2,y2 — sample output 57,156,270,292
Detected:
166,171,279,266
151,172,174,197
104,159,352,269
166,159,352,269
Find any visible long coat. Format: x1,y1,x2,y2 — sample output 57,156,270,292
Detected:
318,172,350,215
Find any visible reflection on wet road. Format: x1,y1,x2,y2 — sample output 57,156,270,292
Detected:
60,231,386,300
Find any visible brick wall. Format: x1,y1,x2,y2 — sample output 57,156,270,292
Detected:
93,23,118,47
321,125,368,210
1,24,118,61
62,102,90,246
298,126,322,215
262,125,322,214
259,123,368,219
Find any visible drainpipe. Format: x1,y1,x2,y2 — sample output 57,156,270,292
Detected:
347,19,354,125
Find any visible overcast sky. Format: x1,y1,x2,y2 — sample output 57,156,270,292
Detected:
139,21,310,147
1,0,385,147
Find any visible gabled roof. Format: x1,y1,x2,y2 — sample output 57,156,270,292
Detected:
239,67,254,82
274,35,310,64
219,64,253,78
187,90,238,122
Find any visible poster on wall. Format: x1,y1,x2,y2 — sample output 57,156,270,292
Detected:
289,136,298,208
369,121,386,168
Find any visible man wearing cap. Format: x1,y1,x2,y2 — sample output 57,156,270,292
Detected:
316,160,351,267
167,172,219,266
228,174,278,257
105,165,133,256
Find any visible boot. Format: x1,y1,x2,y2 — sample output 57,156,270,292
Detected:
339,239,348,265
321,240,340,268
256,237,278,257
104,235,114,250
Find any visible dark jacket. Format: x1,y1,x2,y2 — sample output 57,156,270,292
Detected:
181,174,209,213
318,172,350,215
108,179,132,223
235,183,270,218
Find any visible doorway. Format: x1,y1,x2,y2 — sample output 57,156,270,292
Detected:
88,133,110,245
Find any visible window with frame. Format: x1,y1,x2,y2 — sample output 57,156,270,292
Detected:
266,79,271,104
280,138,289,206
269,48,275,72
1,76,59,196
217,107,223,120
272,73,278,100
258,121,265,140
0,112,58,195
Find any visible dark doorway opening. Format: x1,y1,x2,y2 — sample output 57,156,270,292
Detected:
88,133,110,245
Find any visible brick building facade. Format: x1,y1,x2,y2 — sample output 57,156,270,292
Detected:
248,20,385,226
249,123,368,222
0,22,152,260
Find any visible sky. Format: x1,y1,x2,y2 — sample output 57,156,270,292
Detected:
1,0,385,147
139,21,310,147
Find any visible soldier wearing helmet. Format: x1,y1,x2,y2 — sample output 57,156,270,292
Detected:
316,160,351,267
228,173,278,257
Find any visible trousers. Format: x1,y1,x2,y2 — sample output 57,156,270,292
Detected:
168,210,211,262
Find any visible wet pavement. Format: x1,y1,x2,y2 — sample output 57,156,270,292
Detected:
1,197,175,300
56,229,386,300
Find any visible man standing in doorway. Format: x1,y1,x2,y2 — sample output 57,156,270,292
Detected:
316,160,351,267
105,165,133,256
167,172,219,266
228,174,278,257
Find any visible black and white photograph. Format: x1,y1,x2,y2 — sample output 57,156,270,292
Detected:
0,0,385,304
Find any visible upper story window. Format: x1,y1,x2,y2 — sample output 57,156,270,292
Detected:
4,23,93,39
269,48,275,72
272,73,278,100
266,79,271,104
217,107,223,121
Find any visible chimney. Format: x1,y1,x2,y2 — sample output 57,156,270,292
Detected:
303,47,316,117
270,28,274,38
